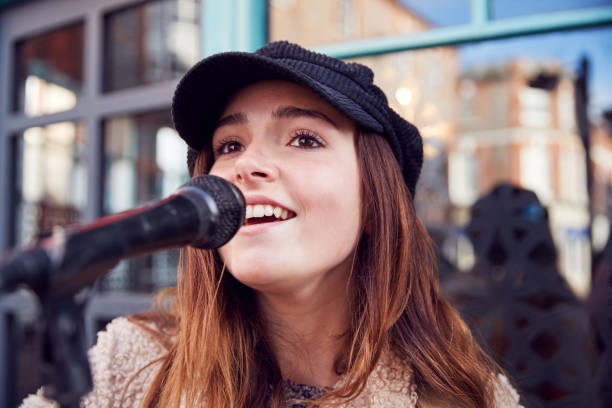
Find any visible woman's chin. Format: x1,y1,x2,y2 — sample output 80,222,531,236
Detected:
226,261,285,287
228,265,313,295
230,270,275,289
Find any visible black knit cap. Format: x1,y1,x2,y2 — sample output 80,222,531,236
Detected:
172,41,423,196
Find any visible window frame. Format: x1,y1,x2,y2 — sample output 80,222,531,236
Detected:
0,0,187,252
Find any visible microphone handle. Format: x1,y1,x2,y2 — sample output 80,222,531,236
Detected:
0,192,207,297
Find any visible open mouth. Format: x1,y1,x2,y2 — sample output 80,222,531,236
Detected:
244,204,296,226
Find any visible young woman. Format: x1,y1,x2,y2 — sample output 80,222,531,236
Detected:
23,41,522,408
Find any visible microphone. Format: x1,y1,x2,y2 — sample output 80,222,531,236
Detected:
0,175,245,297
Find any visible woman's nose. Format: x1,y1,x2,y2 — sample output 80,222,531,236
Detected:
233,147,278,185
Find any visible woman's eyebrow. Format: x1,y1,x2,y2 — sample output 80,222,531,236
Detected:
215,112,247,129
272,105,338,128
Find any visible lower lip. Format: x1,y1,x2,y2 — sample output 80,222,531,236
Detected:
237,218,293,236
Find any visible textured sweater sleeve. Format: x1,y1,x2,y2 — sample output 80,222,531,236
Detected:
416,373,523,408
493,374,523,408
20,317,167,408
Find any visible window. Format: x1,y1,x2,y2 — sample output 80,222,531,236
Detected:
102,109,189,292
335,26,612,295
12,22,84,116
103,0,200,92
491,0,611,19
269,0,464,46
12,122,86,246
2,0,202,291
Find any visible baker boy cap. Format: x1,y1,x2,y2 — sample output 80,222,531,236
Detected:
172,41,423,197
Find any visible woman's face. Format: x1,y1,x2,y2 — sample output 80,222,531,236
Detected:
209,80,362,295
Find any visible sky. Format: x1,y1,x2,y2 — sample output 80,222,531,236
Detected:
400,0,612,117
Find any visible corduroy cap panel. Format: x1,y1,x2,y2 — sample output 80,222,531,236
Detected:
174,54,386,146
172,41,423,196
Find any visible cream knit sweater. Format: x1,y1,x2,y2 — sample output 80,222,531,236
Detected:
21,317,522,407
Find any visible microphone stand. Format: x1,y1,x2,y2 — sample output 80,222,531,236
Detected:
36,289,92,407
2,193,201,405
2,229,119,407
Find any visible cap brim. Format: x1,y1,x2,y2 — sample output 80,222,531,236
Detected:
172,52,383,151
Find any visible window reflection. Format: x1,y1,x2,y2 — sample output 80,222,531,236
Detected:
269,0,437,46
103,110,189,292
13,122,87,245
103,0,200,92
349,27,612,298
346,29,610,406
12,22,83,116
350,46,458,229
400,0,471,27
492,0,611,20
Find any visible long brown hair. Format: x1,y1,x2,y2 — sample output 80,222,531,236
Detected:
137,130,500,407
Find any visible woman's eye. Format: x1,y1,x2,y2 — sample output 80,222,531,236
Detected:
289,132,325,149
217,140,244,155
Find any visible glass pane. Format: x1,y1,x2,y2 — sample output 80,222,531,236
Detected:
13,122,87,245
348,27,612,299
401,0,471,27
102,109,189,292
269,0,470,47
492,0,611,20
12,22,83,116
103,0,201,92
348,27,610,407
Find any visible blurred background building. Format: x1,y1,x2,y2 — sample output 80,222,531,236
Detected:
0,0,611,406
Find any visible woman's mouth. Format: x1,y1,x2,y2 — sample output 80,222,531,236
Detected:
244,204,296,226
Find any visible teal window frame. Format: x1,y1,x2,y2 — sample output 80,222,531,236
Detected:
201,0,267,56
201,0,612,58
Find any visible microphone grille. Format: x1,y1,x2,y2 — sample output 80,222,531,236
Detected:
183,175,245,249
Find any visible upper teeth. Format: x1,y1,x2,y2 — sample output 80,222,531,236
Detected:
246,204,290,220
